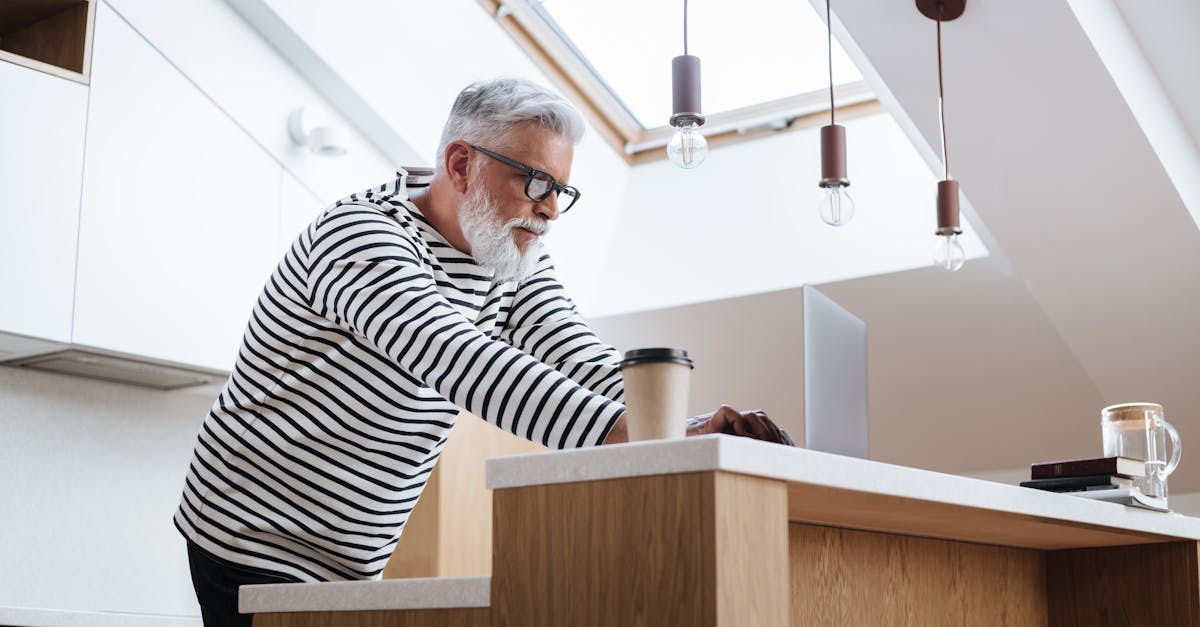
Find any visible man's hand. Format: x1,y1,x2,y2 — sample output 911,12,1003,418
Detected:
686,405,795,446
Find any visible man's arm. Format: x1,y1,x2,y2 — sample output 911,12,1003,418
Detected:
500,256,625,403
305,204,624,449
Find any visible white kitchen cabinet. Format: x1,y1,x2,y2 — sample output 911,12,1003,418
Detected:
0,60,88,346
72,3,281,371
102,0,402,203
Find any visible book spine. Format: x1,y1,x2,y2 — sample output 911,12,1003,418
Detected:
1031,459,1124,479
1020,474,1121,490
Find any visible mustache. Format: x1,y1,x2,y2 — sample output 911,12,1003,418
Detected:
508,217,549,236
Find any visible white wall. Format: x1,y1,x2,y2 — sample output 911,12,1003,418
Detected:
0,367,208,618
587,111,987,317
591,256,1109,475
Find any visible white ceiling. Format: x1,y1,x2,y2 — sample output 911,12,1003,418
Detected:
1115,0,1200,149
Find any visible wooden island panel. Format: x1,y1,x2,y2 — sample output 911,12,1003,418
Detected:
491,471,789,627
789,523,1048,626
1046,541,1200,627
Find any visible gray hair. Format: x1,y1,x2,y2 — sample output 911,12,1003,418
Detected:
435,78,586,172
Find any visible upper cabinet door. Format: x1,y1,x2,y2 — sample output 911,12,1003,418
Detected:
73,3,281,371
0,60,88,344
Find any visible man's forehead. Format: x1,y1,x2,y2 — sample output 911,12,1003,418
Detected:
500,126,574,180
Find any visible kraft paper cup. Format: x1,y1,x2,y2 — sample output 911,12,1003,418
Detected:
619,347,694,441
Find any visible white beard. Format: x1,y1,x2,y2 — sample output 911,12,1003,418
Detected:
458,184,548,282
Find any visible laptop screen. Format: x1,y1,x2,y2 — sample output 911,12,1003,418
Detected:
803,285,869,459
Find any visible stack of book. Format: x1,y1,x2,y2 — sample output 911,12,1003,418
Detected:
1021,456,1168,512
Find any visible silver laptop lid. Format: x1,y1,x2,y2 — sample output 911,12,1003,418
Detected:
802,285,869,459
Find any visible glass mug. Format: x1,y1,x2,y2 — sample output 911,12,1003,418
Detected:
1101,402,1181,499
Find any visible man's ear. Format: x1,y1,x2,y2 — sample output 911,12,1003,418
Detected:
444,141,472,194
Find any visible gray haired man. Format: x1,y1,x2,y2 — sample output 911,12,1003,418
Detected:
175,77,791,627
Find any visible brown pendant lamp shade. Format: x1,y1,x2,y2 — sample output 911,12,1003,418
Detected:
936,179,961,236
670,54,704,128
820,124,848,187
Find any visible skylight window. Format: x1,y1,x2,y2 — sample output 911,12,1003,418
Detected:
490,0,877,162
536,0,862,129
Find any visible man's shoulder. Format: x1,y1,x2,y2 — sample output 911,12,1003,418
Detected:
320,174,433,231
305,195,427,263
315,199,404,232
333,172,418,207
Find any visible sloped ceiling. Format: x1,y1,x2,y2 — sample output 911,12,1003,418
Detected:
1116,0,1200,147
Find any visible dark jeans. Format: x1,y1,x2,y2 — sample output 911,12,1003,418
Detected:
187,541,298,627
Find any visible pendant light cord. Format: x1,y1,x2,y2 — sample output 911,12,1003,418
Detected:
827,0,835,125
683,0,689,55
937,4,949,180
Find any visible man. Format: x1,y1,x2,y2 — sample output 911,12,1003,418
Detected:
175,77,791,626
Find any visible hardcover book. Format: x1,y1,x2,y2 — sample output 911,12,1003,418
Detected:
1030,456,1146,480
1020,474,1133,492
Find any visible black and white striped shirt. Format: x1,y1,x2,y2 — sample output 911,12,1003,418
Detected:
174,173,625,581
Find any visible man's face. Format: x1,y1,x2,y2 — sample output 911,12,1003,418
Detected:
470,123,575,254
454,123,575,282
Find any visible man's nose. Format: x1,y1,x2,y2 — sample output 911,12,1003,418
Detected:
534,194,560,221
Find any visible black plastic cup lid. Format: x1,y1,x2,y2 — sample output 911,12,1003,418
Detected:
619,347,693,369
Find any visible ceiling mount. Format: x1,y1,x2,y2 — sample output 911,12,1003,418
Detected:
916,0,965,21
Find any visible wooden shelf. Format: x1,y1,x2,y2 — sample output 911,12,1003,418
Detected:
0,0,95,83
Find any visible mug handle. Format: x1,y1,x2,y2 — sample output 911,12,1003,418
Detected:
1165,420,1182,476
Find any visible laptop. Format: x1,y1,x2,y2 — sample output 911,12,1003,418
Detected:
802,285,869,459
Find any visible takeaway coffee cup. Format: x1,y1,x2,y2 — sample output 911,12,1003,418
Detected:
619,348,694,441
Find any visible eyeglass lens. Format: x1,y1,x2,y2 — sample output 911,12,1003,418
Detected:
527,172,554,200
526,174,579,212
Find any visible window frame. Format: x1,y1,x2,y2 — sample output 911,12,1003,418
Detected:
479,0,882,165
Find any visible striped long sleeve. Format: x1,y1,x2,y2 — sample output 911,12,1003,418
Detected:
174,182,623,583
307,204,624,449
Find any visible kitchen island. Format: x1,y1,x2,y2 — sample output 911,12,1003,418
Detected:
243,434,1200,626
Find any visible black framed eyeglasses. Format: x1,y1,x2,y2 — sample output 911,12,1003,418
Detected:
470,145,581,214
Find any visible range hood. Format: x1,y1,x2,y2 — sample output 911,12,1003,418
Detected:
0,343,227,390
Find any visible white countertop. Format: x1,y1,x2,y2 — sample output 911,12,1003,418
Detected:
0,607,200,627
238,575,489,614
486,434,1200,548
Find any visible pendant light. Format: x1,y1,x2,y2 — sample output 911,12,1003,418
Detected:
818,0,853,226
919,0,966,271
668,0,707,169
